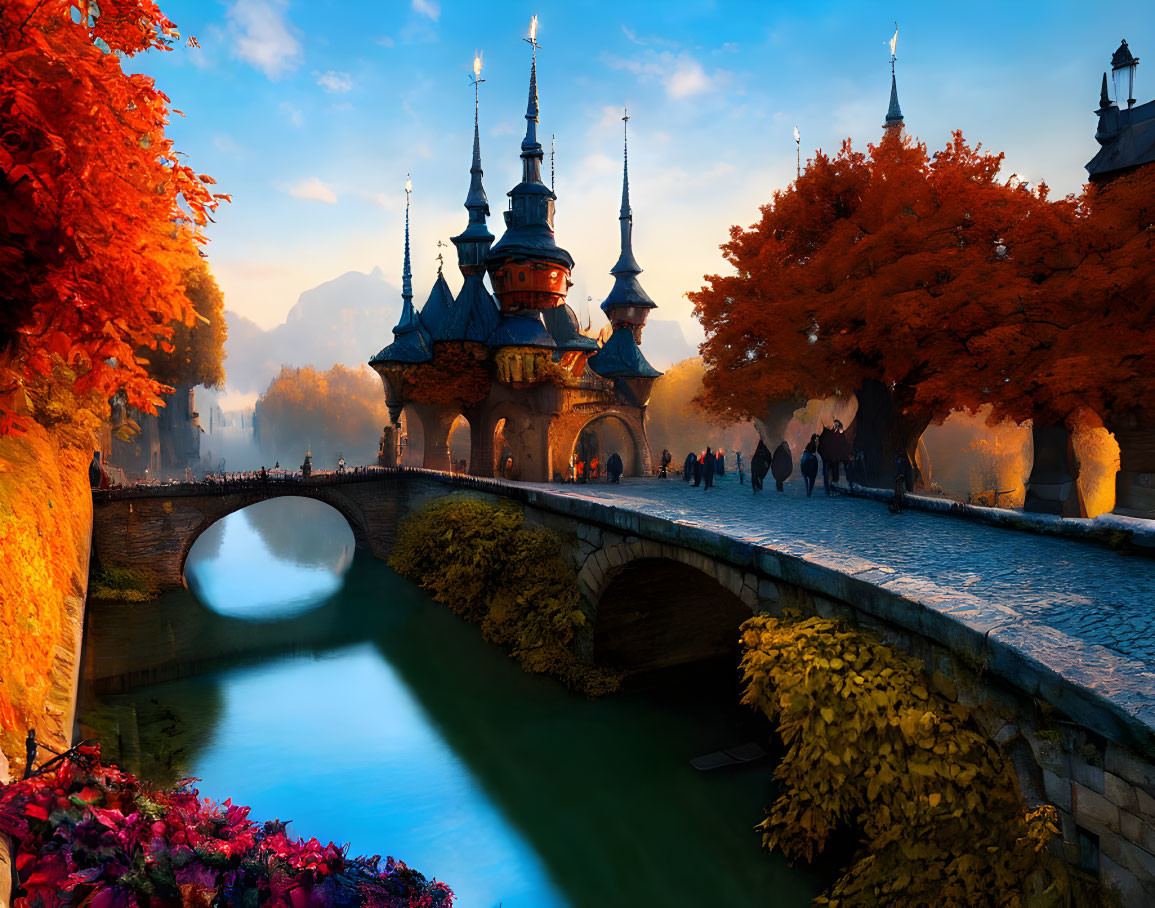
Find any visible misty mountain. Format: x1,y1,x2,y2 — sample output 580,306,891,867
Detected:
221,267,698,396
224,268,401,394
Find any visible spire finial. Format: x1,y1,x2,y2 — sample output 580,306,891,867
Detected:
621,107,631,219
884,26,903,133
402,173,413,303
522,15,542,159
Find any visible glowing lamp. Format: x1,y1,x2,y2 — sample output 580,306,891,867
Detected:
1112,39,1139,108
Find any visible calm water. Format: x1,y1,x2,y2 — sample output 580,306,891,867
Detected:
80,498,826,907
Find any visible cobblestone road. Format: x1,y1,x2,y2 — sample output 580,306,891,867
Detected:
520,473,1155,671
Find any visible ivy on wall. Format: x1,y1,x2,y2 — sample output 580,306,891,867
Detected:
740,614,1108,907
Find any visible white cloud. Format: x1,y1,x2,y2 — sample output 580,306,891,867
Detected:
279,101,304,127
316,70,353,93
227,0,302,80
289,177,338,204
412,0,439,21
605,51,728,100
376,35,395,47
622,25,645,46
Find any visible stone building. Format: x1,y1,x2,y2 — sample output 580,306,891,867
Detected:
1087,40,1155,519
371,39,661,481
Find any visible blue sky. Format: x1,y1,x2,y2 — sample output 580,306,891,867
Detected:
129,1,1154,364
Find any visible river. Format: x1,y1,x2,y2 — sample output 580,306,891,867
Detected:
80,497,827,907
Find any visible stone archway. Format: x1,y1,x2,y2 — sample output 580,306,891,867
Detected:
572,413,642,478
593,557,751,672
552,406,652,481
447,414,472,474
479,402,550,481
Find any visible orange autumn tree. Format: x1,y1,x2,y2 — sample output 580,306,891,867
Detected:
691,131,1052,485
255,365,391,469
0,0,225,436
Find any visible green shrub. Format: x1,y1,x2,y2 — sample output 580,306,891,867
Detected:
89,567,159,602
389,496,621,695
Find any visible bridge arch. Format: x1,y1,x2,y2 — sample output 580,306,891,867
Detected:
579,539,759,673
176,489,372,586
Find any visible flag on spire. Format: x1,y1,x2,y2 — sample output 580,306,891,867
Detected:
888,24,897,59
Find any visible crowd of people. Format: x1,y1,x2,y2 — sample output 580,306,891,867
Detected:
671,419,901,503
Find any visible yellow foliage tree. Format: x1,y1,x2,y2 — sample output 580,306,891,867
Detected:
255,364,389,468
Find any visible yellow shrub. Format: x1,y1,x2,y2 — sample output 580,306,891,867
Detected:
741,615,1105,907
389,496,620,695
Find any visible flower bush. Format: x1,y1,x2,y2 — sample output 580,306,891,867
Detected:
389,496,621,696
0,746,454,907
740,614,1109,906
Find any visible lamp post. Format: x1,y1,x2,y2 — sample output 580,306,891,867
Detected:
1112,39,1139,109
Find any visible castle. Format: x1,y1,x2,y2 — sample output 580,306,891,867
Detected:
370,28,661,482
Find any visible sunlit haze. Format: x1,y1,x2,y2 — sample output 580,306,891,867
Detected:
127,1,1155,379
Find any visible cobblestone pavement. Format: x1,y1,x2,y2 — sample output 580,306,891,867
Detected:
520,474,1155,671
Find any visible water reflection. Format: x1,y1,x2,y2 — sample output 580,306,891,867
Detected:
186,498,353,620
83,500,827,907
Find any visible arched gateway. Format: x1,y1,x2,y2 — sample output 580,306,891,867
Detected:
370,34,662,482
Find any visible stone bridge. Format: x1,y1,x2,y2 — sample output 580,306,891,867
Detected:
92,468,1155,903
91,469,406,588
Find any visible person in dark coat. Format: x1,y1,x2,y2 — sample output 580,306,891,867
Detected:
800,434,819,497
683,452,695,482
715,450,725,475
771,441,793,492
607,451,623,483
702,447,716,489
750,438,771,493
818,420,851,495
736,451,745,485
692,453,702,486
660,449,672,478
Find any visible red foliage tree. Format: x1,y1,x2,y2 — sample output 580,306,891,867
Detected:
691,131,1055,482
0,0,225,436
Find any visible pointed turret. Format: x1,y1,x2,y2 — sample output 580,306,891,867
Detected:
370,180,431,365
601,110,656,344
421,272,457,341
884,69,904,134
487,19,574,314
452,56,494,277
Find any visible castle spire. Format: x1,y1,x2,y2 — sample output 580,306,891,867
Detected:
486,14,575,314
884,65,904,132
612,108,641,275
601,108,655,342
520,16,544,184
464,53,489,218
884,23,903,133
399,174,415,327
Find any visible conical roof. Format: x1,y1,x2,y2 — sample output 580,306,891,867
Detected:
588,326,660,378
421,272,458,340
602,113,656,314
542,304,598,352
443,276,501,343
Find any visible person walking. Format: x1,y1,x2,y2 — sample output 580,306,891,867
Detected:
607,451,623,483
736,451,745,485
683,452,695,482
715,449,725,476
692,453,702,486
800,434,819,497
660,448,671,478
771,441,793,492
702,447,716,490
751,438,771,493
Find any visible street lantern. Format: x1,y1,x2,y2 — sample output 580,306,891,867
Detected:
1112,39,1139,109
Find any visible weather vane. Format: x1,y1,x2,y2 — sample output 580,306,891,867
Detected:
524,14,540,56
470,50,484,101
436,239,447,274
888,22,898,75
794,125,801,179
405,172,412,203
